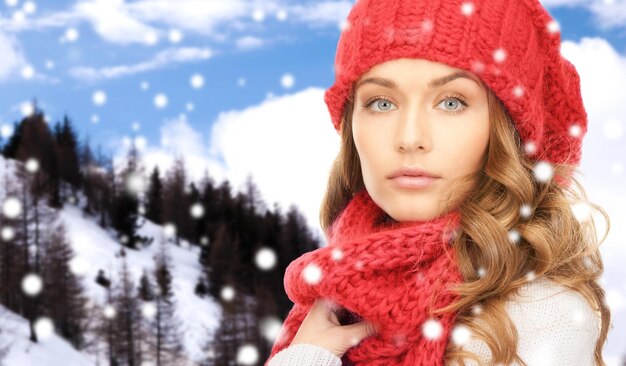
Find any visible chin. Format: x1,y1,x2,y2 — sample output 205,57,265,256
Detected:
385,206,440,223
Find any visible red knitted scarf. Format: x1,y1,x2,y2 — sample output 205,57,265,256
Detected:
266,188,464,365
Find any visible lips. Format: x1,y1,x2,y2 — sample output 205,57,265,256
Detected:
387,166,440,179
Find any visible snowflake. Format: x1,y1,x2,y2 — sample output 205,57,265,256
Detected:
255,247,277,270
302,263,322,285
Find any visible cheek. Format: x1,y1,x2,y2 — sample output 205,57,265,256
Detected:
442,125,489,170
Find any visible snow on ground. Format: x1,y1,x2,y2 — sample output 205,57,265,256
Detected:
0,155,222,365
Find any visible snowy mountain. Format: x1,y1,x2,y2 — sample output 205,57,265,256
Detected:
0,155,222,365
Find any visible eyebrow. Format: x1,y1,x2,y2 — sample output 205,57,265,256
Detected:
355,70,483,91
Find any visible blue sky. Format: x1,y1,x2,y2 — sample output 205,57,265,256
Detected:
1,0,626,362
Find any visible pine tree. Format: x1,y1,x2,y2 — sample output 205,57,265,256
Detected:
110,143,144,249
111,249,143,366
40,222,89,348
138,269,155,302
147,237,185,365
78,135,98,215
206,221,242,300
145,166,163,225
161,155,191,246
53,114,82,200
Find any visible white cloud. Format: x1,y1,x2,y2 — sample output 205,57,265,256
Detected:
68,47,213,82
288,1,354,28
560,37,626,361
110,114,224,186
539,0,589,7
235,36,265,51
207,87,339,235
540,0,626,29
111,88,339,238
73,0,160,45
0,31,27,81
588,1,626,29
559,37,626,193
127,0,249,35
0,0,354,46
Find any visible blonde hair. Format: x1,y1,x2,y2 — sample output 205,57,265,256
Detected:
319,85,611,365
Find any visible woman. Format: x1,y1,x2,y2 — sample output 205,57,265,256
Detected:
265,0,611,365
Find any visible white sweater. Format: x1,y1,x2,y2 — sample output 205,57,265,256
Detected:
267,278,600,366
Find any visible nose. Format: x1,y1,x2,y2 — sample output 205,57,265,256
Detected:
396,105,432,152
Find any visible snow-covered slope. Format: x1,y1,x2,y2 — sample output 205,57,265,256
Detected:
0,156,221,365
0,303,96,366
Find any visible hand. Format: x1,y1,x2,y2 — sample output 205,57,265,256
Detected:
290,298,380,359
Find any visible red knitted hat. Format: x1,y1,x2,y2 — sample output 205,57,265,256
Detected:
324,0,588,171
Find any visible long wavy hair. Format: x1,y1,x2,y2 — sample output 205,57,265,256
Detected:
319,84,611,365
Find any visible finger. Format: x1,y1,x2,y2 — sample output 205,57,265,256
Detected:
310,298,330,319
343,321,379,346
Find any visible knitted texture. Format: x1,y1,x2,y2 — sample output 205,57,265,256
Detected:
265,189,464,365
324,0,587,186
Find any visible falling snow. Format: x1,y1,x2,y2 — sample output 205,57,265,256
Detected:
144,32,158,45
331,248,343,261
1,124,13,138
2,227,15,240
69,256,89,275
92,90,107,106
65,27,79,42
154,93,168,109
302,263,322,284
259,316,282,342
103,304,116,319
460,2,474,16
163,223,176,237
25,157,39,172
532,161,554,183
451,324,472,345
569,123,582,137
519,204,532,218
493,48,507,63
508,229,521,244
21,65,34,79
281,73,295,89
142,302,157,319
20,101,34,116
276,9,288,21
3,196,22,218
125,172,146,195
236,344,259,365
169,29,183,43
512,85,524,98
22,273,43,296
221,285,235,301
190,74,205,89
570,201,591,222
477,267,486,278
255,247,277,270
422,318,443,340
252,9,265,22
190,202,204,218
34,317,54,340
524,141,537,155
547,20,560,34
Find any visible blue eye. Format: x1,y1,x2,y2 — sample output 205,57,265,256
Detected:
362,94,469,115
436,95,468,115
363,97,396,114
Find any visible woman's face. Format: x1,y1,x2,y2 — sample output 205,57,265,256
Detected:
352,58,490,222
